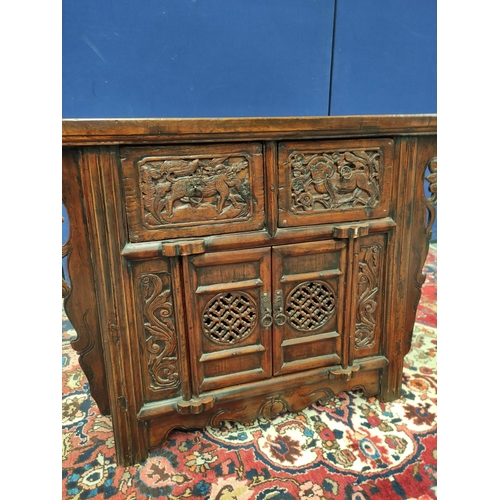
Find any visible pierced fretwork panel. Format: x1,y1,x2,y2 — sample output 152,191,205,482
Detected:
286,281,336,332
203,292,258,345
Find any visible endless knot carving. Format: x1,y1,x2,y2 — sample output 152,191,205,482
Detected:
203,292,257,344
140,155,252,226
286,281,336,332
286,149,381,214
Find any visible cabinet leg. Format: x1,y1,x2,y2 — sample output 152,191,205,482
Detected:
379,362,404,403
112,419,149,467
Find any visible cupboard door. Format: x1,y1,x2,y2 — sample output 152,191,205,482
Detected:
272,240,347,375
184,248,273,393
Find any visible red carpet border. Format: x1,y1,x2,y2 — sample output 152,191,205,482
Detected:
62,246,437,500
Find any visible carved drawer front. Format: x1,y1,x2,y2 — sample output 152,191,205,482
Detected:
184,247,273,393
272,240,347,375
120,143,265,242
277,138,394,227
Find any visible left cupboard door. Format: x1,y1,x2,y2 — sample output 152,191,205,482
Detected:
184,248,273,394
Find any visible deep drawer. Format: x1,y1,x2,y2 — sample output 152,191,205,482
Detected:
277,138,394,228
121,142,265,242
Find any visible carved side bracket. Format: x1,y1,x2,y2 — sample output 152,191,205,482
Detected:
62,150,110,415
405,152,437,355
414,156,438,307
62,217,70,298
423,157,437,239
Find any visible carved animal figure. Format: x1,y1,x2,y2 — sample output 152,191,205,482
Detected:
161,159,249,218
327,166,378,207
164,166,235,217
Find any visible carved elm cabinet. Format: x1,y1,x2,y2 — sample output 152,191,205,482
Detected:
62,115,437,466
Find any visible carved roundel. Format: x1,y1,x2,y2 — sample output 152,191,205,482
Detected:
286,281,336,332
203,292,258,344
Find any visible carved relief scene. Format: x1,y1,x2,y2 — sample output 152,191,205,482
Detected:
139,154,253,227
286,149,382,214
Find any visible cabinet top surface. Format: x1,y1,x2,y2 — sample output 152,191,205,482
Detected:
62,114,437,146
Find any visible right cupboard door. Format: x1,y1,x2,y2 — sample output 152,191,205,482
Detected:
272,240,347,375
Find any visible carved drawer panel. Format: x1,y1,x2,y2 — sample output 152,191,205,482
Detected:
121,143,265,242
277,138,394,227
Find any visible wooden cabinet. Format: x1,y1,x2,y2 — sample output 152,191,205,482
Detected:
62,116,437,466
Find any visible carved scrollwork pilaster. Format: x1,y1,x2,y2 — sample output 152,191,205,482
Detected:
355,245,381,349
139,273,180,391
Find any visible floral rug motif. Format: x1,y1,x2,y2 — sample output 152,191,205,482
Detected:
62,246,437,500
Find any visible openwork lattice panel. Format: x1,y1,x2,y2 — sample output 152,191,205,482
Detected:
203,292,258,344
286,281,336,332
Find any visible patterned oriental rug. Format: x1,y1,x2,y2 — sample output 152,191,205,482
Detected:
62,245,437,500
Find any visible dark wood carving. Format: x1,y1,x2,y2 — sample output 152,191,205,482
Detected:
410,155,438,341
355,245,381,349
121,142,266,242
202,291,258,344
287,149,381,213
285,281,336,332
423,157,437,237
257,394,291,419
140,155,252,225
62,217,70,299
139,273,180,391
62,115,436,466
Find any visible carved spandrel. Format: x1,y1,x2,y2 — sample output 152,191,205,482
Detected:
140,155,253,227
355,245,381,349
286,149,381,214
62,217,70,299
423,157,437,237
139,273,180,391
413,157,438,312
